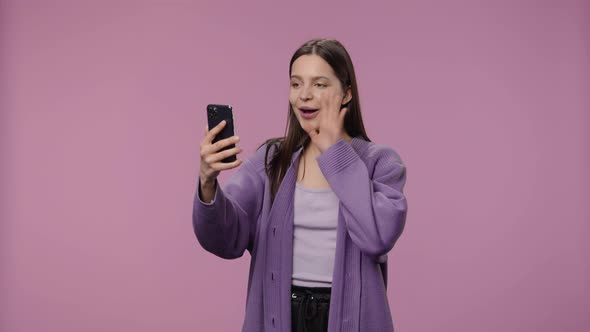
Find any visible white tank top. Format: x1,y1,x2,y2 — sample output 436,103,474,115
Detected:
292,182,339,287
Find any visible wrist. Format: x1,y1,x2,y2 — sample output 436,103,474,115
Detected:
200,176,216,188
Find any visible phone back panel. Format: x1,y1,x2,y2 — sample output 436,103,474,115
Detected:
206,104,236,163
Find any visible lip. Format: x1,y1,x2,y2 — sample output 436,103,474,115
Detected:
299,106,319,111
298,107,319,119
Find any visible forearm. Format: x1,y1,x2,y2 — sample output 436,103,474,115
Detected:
192,159,264,259
193,183,250,259
331,160,407,256
199,177,217,203
317,140,408,258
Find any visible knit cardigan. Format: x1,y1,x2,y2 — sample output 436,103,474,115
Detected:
193,137,408,332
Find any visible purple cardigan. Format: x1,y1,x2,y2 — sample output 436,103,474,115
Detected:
193,137,408,332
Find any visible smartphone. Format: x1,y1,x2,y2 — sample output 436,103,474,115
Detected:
207,104,236,163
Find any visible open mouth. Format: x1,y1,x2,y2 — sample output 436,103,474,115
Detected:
299,107,319,119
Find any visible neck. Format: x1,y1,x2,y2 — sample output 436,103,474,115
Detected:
304,141,322,159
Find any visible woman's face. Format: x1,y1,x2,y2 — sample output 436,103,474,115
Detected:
289,54,351,132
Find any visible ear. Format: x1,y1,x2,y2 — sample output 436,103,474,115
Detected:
342,86,352,106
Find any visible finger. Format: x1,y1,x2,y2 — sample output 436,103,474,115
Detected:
318,96,331,127
202,135,240,156
206,146,243,164
334,93,346,115
302,123,320,140
325,91,342,122
307,128,319,141
201,125,208,146
205,120,227,143
211,159,243,171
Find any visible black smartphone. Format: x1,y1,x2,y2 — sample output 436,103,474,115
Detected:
206,104,236,163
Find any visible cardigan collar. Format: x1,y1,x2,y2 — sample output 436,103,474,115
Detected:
289,136,368,167
269,136,368,221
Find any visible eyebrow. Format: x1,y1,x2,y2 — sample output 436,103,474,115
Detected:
290,75,331,81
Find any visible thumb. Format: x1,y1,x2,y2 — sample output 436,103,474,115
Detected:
308,128,319,141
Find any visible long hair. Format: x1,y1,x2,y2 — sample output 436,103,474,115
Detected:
261,38,370,202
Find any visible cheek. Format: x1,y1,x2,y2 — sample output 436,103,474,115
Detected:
289,90,298,105
319,88,339,99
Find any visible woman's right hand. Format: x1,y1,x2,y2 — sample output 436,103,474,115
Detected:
199,120,243,202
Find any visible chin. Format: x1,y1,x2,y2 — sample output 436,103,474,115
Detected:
296,117,315,124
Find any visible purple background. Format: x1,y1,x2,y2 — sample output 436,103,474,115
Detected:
1,0,589,331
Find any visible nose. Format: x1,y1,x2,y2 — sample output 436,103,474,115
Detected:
299,85,313,101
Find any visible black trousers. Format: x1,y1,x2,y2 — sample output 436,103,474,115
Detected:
291,285,331,332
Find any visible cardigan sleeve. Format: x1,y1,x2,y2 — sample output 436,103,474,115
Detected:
192,145,268,259
317,139,408,260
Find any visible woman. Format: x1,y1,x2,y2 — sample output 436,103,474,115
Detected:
194,38,408,332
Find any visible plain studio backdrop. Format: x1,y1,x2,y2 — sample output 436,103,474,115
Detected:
1,0,588,331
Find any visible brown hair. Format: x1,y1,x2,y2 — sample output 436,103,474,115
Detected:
261,38,370,202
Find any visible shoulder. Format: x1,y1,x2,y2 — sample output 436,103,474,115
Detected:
243,138,282,176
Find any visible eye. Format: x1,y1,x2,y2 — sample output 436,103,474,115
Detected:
291,82,300,88
315,83,327,88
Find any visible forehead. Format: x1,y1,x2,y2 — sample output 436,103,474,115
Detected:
290,54,337,79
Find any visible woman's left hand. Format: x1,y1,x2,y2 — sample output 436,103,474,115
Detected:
304,91,349,153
